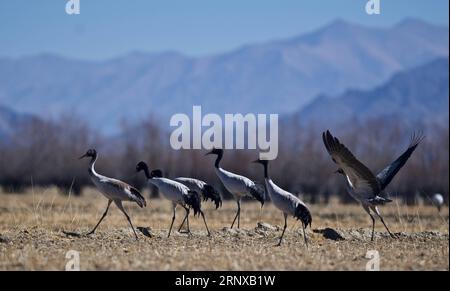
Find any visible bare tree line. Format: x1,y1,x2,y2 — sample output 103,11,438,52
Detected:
0,114,448,205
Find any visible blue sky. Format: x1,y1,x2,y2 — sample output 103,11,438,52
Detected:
0,0,448,60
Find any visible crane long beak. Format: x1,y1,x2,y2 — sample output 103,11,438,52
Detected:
78,154,87,160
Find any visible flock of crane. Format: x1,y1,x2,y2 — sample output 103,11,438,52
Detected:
73,130,430,246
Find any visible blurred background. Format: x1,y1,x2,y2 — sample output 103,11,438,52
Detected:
0,0,448,204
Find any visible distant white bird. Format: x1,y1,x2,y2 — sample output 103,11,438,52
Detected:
206,148,265,229
322,130,423,241
431,193,444,212
136,162,210,237
254,159,312,246
79,149,146,240
174,177,222,209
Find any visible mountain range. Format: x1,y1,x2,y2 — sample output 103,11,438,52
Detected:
0,18,448,134
293,58,449,130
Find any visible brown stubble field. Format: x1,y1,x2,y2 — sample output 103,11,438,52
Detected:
0,187,448,271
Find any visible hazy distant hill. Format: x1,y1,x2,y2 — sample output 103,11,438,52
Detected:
294,58,449,129
0,105,36,139
0,19,448,134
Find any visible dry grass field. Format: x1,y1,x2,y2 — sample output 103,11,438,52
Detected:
0,188,448,271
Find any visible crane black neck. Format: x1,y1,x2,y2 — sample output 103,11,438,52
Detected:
143,166,151,180
263,161,269,179
214,151,223,168
89,153,98,165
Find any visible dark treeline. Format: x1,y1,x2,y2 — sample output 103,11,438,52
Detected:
0,114,448,205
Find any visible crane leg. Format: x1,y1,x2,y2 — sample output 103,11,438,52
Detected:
231,199,241,229
200,210,211,236
178,216,187,231
370,214,375,241
178,206,190,234
301,221,308,248
168,204,177,238
238,207,241,228
277,214,288,246
363,204,376,241
186,209,191,234
237,198,241,228
86,200,112,236
372,206,397,239
115,201,139,241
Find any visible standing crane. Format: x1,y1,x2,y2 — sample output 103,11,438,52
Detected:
253,159,312,246
206,148,264,229
174,177,222,209
174,177,222,233
136,162,210,237
79,149,146,240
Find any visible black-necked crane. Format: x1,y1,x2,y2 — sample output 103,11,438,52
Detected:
136,161,210,237
79,149,146,240
174,177,222,233
206,148,265,229
253,159,312,246
322,130,423,241
174,177,222,209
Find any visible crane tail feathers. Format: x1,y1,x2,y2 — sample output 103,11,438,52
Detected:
249,184,265,206
202,184,222,209
130,188,146,208
184,191,202,216
294,203,312,228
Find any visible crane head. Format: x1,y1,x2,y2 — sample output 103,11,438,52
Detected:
334,168,345,175
79,149,97,160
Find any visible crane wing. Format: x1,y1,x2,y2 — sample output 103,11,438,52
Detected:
376,132,423,190
322,130,380,197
